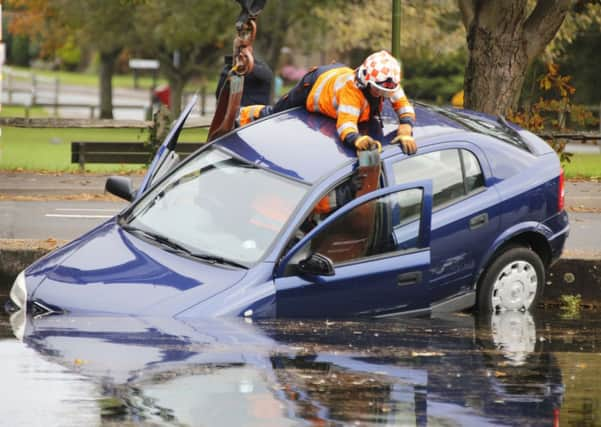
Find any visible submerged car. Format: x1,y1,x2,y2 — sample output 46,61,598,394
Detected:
7,96,569,319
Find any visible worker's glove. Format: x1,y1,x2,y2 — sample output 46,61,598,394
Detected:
354,135,382,152
391,134,416,154
392,124,417,154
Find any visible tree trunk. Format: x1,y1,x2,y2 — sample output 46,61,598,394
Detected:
460,0,571,116
463,4,530,116
464,28,529,115
99,50,118,119
169,76,185,116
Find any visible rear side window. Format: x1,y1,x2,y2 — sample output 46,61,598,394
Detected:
462,150,485,193
392,148,484,208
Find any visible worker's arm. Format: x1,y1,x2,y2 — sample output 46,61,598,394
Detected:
313,174,363,215
390,86,417,154
335,88,367,149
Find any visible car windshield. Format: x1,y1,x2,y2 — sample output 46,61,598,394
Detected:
125,147,308,266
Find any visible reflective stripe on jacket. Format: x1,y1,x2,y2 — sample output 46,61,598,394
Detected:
306,67,415,143
239,104,265,126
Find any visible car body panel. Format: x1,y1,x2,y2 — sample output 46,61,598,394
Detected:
31,220,248,315
219,109,356,183
10,100,569,319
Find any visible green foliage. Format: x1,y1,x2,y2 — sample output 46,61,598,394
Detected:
403,50,466,103
55,37,82,71
510,63,599,163
10,35,31,66
560,294,582,319
556,22,601,105
145,105,173,162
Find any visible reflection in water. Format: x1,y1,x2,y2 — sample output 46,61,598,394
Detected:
1,310,600,426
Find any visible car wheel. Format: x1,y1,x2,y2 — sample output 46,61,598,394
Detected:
477,246,545,313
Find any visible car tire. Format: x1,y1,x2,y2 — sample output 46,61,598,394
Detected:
477,245,545,313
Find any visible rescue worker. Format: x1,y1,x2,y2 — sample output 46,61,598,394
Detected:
239,50,417,154
216,55,273,106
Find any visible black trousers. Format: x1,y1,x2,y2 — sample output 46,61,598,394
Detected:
260,63,345,118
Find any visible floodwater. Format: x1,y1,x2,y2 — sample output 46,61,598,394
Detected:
1,297,600,426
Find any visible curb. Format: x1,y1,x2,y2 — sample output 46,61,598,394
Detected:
1,244,600,308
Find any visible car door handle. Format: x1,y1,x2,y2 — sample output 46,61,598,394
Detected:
469,213,488,230
397,271,422,287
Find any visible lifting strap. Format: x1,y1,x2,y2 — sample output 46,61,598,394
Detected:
208,1,266,141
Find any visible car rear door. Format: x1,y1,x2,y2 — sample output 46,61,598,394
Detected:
137,95,198,197
384,145,501,306
273,181,433,318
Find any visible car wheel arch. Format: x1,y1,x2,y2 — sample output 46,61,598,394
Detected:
473,228,552,294
475,243,546,312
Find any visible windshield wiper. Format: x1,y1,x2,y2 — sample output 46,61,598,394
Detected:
188,253,248,269
121,224,192,252
121,224,247,268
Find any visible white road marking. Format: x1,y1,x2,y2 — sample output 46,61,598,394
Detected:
45,214,114,219
54,208,121,212
44,206,122,219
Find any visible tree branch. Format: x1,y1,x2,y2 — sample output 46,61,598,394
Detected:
457,0,476,30
524,0,572,59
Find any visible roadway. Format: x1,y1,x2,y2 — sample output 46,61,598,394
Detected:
0,200,126,241
0,173,599,256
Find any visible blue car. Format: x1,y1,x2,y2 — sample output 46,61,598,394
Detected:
7,96,569,319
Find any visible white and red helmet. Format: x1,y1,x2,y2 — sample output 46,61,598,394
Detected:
356,50,401,96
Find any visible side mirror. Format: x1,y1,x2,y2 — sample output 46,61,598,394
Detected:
105,176,136,202
298,253,335,277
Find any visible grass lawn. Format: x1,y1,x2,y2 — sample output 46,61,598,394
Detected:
563,153,601,180
0,105,49,118
0,126,208,173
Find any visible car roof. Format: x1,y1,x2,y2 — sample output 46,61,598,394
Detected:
213,103,536,184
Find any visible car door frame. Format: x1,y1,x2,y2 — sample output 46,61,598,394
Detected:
273,179,434,317
137,94,199,198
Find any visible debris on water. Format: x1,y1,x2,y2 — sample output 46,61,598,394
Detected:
411,351,445,357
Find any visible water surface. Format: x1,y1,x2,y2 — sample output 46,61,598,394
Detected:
1,304,600,426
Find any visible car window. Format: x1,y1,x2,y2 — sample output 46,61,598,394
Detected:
462,149,485,193
391,148,484,208
294,188,423,266
127,147,308,265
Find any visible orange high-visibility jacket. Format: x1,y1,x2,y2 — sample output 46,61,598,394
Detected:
305,67,415,144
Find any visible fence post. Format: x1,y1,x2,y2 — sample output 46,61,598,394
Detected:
90,106,95,119
7,70,11,103
201,84,206,116
31,73,37,105
54,77,60,118
79,143,86,171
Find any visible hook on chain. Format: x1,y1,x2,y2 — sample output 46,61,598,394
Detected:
233,19,256,76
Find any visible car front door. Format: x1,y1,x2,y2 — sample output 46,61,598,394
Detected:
273,181,433,318
137,95,198,197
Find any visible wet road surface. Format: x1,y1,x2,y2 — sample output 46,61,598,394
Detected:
1,294,600,426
